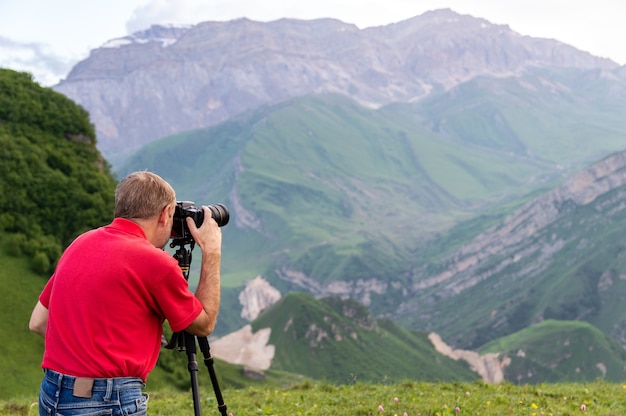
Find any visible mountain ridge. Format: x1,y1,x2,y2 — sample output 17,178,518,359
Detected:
396,148,626,349
53,9,618,164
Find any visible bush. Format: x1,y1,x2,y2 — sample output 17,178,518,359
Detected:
32,251,50,275
0,68,117,268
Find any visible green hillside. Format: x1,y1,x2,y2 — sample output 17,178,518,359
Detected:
0,245,49,399
0,68,119,398
0,69,308,400
119,67,626,317
480,320,626,383
0,69,117,273
251,292,478,383
395,162,626,350
0,237,305,400
5,63,626,400
115,66,626,384
119,93,557,291
404,67,626,166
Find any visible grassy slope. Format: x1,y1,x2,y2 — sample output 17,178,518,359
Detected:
120,92,574,290
118,79,626,350
480,320,626,383
0,246,48,399
0,241,306,400
395,175,626,350
118,69,626,303
4,380,626,415
410,68,626,166
251,293,478,384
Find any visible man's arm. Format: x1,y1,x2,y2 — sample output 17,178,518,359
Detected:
184,206,222,337
29,300,49,338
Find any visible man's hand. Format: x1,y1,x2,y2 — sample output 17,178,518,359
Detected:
186,206,222,256
184,206,222,336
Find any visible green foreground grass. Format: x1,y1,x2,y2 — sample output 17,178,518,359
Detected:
4,380,626,415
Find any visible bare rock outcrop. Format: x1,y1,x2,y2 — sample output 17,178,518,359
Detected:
210,325,275,370
429,333,510,383
239,276,281,321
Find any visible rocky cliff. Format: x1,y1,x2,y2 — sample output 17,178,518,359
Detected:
411,150,626,296
53,9,616,162
398,149,626,348
238,276,281,321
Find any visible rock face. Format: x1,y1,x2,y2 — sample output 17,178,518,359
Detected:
53,9,616,161
429,333,510,383
238,276,281,321
210,325,275,370
411,150,626,297
394,148,626,349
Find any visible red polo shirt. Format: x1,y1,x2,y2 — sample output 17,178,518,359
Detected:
39,218,203,381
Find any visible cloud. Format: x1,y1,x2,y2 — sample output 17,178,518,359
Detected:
126,0,206,33
0,36,75,86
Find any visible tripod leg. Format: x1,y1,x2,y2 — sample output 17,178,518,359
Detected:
197,336,228,416
184,331,202,416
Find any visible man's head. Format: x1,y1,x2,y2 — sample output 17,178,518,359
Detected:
115,171,176,248
115,171,176,220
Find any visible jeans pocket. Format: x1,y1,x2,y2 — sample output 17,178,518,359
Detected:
121,392,149,415
39,380,57,416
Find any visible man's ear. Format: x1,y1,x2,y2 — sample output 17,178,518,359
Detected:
158,204,171,225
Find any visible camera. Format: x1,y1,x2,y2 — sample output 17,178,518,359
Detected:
171,201,229,240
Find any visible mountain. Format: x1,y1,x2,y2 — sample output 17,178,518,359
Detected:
480,320,626,383
8,8,626,389
248,292,478,383
212,290,626,384
3,67,626,391
396,149,626,349
52,9,617,165
117,76,626,340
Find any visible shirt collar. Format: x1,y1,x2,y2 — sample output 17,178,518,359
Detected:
108,217,147,239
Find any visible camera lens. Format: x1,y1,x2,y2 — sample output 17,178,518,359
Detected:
207,203,229,227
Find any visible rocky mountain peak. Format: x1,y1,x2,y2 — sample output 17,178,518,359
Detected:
101,24,192,49
53,9,618,163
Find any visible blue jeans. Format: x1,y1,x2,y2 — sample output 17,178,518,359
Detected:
38,369,148,416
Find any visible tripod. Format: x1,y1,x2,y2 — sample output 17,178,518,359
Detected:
164,238,228,416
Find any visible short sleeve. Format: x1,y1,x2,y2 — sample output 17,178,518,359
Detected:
150,268,204,332
39,274,55,308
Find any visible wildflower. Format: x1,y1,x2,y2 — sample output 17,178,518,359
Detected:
394,397,399,403
531,403,538,409
403,413,408,416
465,391,470,397
581,404,587,411
455,406,460,412
378,405,384,412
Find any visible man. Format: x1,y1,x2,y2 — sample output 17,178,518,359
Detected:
29,171,222,415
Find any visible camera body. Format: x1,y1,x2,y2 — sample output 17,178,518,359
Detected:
171,201,229,240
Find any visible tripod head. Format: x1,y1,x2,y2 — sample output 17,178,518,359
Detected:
170,237,195,281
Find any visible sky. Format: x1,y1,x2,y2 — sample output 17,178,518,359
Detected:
0,0,625,86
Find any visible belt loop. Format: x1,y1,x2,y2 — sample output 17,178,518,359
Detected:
55,372,63,399
104,378,113,401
